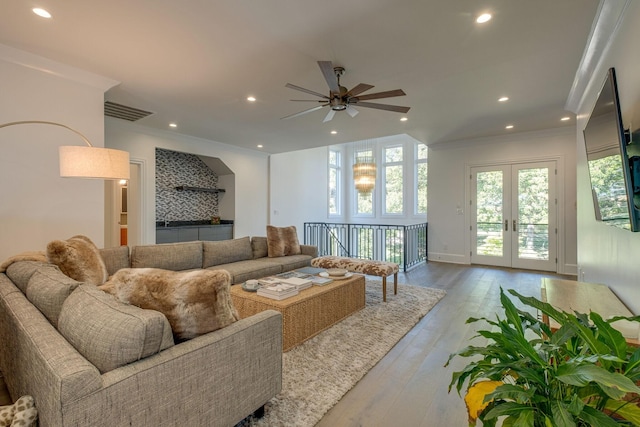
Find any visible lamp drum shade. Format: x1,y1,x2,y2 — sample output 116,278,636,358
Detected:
59,146,130,180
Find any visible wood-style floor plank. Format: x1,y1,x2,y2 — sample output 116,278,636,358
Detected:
316,261,571,427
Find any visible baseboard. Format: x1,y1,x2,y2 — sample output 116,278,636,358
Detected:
427,253,468,264
562,264,578,276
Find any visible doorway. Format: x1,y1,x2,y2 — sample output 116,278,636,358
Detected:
470,161,557,271
106,162,142,247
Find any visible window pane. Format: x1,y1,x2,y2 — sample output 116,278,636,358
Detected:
329,150,338,166
357,191,373,214
417,162,427,214
385,146,402,162
417,143,427,160
329,167,338,214
385,165,403,213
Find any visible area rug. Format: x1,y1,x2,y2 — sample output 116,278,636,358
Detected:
240,280,446,427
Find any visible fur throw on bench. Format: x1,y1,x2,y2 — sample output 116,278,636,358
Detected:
100,268,239,341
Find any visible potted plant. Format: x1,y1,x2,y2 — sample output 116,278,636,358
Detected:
445,288,640,426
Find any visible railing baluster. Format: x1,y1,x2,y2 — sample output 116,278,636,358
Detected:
303,221,428,271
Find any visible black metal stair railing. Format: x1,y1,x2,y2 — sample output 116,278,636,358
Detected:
304,222,428,271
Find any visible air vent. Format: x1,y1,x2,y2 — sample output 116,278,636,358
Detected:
104,101,153,121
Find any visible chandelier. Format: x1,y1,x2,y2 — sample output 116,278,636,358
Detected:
353,142,376,194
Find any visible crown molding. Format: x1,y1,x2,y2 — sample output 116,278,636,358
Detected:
0,43,119,92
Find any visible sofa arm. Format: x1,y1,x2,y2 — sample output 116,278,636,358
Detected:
300,244,318,257
65,310,282,427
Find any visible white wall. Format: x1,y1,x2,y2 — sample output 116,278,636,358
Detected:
0,45,117,261
427,128,578,274
105,119,269,243
574,1,640,313
269,147,329,237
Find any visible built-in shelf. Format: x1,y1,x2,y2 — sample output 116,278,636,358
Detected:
175,185,226,193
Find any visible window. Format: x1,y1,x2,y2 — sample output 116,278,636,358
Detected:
355,148,374,215
328,149,341,215
415,143,427,215
383,145,403,214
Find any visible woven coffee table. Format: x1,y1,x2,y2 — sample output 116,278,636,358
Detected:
230,274,366,351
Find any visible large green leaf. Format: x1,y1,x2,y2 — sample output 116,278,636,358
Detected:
580,405,624,427
590,311,628,360
508,289,568,326
501,287,525,336
551,400,576,427
556,363,640,399
486,384,534,404
512,409,535,427
603,399,640,424
483,402,536,420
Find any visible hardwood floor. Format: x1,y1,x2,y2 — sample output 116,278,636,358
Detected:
316,261,572,427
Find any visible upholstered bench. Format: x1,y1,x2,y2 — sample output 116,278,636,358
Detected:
311,256,399,302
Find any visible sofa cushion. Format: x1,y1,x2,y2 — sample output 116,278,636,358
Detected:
100,268,239,341
26,264,81,327
207,259,283,284
266,226,301,257
46,235,108,285
130,241,203,271
58,285,174,373
251,237,268,259
99,246,130,276
262,254,313,272
3,261,48,294
202,237,253,268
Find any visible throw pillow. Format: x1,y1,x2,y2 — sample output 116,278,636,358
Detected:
100,268,239,341
0,395,37,427
266,225,301,258
46,235,108,286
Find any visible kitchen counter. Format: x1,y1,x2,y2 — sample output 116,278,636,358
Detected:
155,221,233,243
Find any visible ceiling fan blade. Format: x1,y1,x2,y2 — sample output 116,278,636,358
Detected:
285,83,330,99
281,104,328,120
318,61,340,93
353,89,406,101
346,83,374,97
346,106,359,117
355,102,410,113
323,109,336,123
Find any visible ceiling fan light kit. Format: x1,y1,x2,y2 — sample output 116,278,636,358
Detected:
282,61,410,122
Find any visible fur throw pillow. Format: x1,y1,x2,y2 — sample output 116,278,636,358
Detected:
0,395,38,427
266,225,301,257
100,268,239,341
46,235,108,286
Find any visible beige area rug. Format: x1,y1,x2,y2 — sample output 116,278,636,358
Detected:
240,280,446,427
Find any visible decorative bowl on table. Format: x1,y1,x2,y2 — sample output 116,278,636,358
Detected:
326,268,348,277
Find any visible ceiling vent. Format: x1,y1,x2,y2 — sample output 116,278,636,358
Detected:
104,101,153,121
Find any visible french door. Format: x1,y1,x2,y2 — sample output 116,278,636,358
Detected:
470,161,557,271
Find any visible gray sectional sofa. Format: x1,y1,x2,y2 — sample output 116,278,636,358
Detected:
0,236,317,426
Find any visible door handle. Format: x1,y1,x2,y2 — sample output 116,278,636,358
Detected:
504,220,508,231
513,220,517,232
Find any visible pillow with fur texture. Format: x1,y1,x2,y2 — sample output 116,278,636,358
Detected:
266,225,301,257
100,268,239,341
46,235,108,286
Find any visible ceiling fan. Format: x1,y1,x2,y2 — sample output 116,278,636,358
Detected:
282,61,410,122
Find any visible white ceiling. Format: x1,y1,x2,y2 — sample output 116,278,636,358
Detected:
0,0,599,154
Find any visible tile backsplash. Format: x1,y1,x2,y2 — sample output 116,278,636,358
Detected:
156,148,220,221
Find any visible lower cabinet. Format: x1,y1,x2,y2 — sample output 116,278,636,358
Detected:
156,225,233,244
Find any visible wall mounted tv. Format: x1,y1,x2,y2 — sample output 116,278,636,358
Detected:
583,67,640,231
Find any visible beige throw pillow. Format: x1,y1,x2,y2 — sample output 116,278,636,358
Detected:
46,235,108,285
266,225,301,257
100,268,239,341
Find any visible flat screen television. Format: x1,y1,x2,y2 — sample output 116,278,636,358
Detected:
583,67,640,231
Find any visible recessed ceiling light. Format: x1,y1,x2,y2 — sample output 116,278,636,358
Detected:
32,8,52,18
505,125,514,129
169,123,177,128
257,144,263,148
400,117,408,122
561,116,571,121
476,13,492,24
247,96,256,102
498,96,509,102
331,131,337,135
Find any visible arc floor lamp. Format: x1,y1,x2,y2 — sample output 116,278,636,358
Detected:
0,120,130,180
